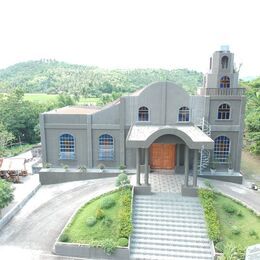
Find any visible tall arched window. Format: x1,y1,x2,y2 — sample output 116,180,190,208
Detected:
99,134,114,161
218,104,230,120
221,56,229,69
178,107,190,122
138,106,149,121
60,133,75,160
214,136,230,162
220,76,230,88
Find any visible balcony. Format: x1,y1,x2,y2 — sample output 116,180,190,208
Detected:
198,87,246,96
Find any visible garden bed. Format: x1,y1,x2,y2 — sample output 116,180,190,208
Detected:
54,187,133,259
199,188,260,259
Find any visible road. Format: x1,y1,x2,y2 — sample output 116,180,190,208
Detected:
0,178,116,260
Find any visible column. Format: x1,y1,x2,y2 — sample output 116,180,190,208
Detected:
176,144,180,167
184,145,189,186
193,149,198,187
136,148,141,185
144,148,149,185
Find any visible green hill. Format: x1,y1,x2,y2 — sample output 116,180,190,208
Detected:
0,60,203,95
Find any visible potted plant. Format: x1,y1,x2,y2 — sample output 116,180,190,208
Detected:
98,163,105,173
119,164,126,173
210,160,217,174
227,154,234,174
78,165,87,173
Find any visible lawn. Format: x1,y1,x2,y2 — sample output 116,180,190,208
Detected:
214,193,260,249
241,150,260,185
61,187,132,248
23,93,99,105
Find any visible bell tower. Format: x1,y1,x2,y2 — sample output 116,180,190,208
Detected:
203,45,239,89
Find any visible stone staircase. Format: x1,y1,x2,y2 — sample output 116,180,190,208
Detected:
130,194,213,260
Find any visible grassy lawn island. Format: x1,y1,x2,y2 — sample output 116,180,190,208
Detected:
199,187,260,259
59,184,132,255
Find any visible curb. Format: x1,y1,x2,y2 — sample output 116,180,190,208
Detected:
0,183,41,231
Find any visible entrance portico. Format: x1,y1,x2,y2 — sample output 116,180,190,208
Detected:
126,125,214,196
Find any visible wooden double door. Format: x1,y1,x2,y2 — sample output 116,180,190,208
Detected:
149,144,176,170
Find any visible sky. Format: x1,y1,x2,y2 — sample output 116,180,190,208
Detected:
0,0,259,78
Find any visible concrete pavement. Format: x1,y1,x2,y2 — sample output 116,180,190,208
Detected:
0,178,116,260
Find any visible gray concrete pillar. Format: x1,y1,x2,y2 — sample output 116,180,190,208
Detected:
184,145,189,186
176,144,180,167
144,148,149,185
193,149,198,187
136,148,141,185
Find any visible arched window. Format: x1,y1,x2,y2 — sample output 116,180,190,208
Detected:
221,56,228,69
60,134,75,160
218,104,230,120
99,134,114,161
178,107,190,122
214,136,230,162
220,76,230,88
138,106,149,121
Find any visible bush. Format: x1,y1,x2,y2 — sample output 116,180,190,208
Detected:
100,239,117,255
102,216,113,227
236,210,243,217
0,179,14,210
215,241,225,253
198,189,220,242
116,173,130,188
95,208,105,220
231,225,241,235
86,216,97,227
118,237,128,247
223,203,236,214
100,198,116,209
249,229,258,237
60,233,69,242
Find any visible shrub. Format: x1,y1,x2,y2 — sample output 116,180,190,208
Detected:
118,237,128,247
223,203,236,214
100,239,117,255
249,229,257,237
119,165,126,170
198,189,220,242
236,210,243,217
102,216,113,227
60,233,69,242
0,179,14,210
100,198,116,209
95,208,105,220
78,165,87,172
86,216,97,227
231,225,241,235
215,241,225,253
116,173,130,188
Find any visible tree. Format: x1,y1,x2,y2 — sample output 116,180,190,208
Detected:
115,173,130,188
56,94,75,108
0,179,14,218
0,123,15,157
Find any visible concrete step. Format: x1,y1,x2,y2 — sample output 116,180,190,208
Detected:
133,214,204,222
134,195,199,203
133,217,205,227
130,237,211,249
133,202,202,210
133,224,207,233
133,209,204,217
131,233,210,243
130,247,213,259
130,253,212,260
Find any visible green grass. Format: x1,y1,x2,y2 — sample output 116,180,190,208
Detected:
214,193,260,249
241,150,260,185
23,93,99,105
1,143,36,157
62,188,132,245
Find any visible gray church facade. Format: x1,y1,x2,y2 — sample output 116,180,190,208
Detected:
40,48,246,186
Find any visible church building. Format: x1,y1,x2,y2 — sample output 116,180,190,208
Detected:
40,47,246,187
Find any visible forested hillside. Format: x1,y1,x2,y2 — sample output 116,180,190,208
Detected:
0,60,203,95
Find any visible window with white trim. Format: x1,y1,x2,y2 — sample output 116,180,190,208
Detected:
138,106,149,121
98,134,114,161
218,104,230,120
178,107,190,122
59,134,75,160
214,136,230,162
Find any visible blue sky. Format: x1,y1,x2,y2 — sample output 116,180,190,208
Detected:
0,0,259,77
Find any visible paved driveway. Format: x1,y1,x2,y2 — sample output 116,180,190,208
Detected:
0,178,116,260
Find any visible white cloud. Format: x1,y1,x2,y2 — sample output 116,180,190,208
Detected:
0,0,259,77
